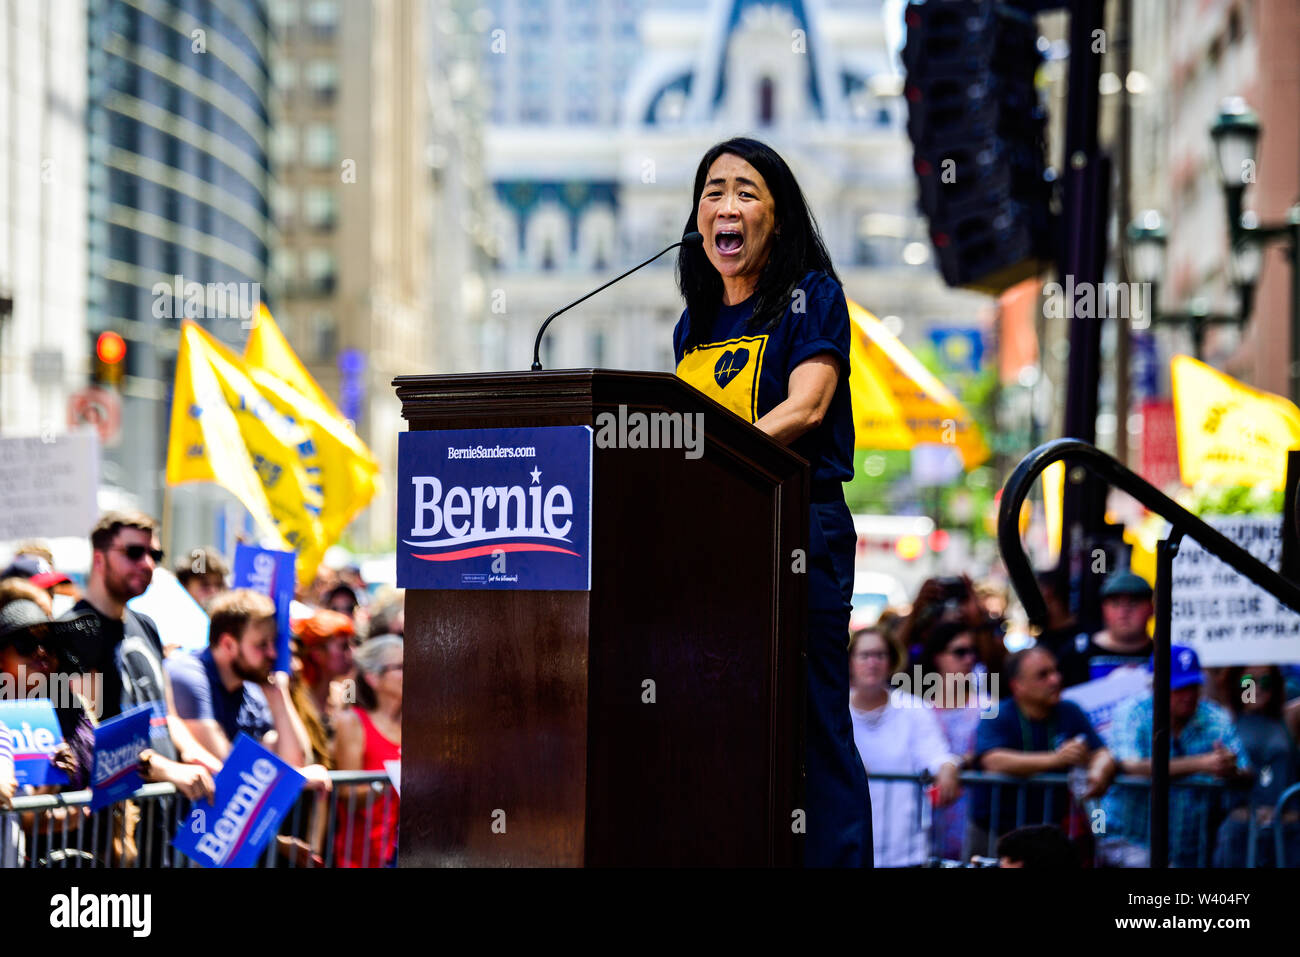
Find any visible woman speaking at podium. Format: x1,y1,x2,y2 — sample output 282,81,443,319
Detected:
672,137,872,867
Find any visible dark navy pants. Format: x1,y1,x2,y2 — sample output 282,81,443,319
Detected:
803,497,873,867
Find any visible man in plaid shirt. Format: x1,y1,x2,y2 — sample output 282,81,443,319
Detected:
1100,645,1251,866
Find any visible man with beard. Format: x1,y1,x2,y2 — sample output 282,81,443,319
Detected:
61,511,221,866
62,511,220,773
165,589,318,766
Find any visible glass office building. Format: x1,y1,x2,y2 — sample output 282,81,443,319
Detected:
86,0,271,512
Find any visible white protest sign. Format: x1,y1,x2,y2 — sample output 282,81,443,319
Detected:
0,433,99,541
1171,515,1300,666
1062,666,1152,744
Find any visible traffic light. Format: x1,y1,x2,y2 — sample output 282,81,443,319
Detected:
902,0,1054,294
94,330,127,387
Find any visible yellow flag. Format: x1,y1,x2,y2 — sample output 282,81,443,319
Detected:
242,307,382,558
1042,460,1065,566
166,321,289,550
1171,354,1300,490
167,320,379,587
244,303,345,421
847,300,991,469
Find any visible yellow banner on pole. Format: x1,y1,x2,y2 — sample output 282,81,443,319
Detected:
847,300,991,469
243,307,382,551
166,320,380,587
1172,354,1300,490
244,304,346,421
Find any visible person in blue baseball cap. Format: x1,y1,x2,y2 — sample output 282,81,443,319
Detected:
1098,644,1252,867
1059,569,1154,687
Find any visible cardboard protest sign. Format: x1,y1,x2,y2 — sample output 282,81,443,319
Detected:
1172,516,1300,665
0,699,68,787
1062,666,1152,743
89,704,153,810
232,543,296,674
172,734,305,868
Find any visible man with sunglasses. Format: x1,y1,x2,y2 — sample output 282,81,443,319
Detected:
60,511,222,774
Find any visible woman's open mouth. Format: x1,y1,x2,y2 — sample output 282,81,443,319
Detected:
715,230,744,256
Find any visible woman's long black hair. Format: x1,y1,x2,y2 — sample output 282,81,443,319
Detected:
677,137,839,350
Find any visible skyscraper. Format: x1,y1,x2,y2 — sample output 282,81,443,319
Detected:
86,0,273,516
0,0,88,440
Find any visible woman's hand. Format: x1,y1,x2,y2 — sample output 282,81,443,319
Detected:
935,763,961,808
50,743,79,780
755,355,840,444
300,763,332,793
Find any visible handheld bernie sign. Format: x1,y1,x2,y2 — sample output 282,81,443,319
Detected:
397,426,593,591
0,699,68,788
172,734,305,868
89,703,153,810
232,543,296,674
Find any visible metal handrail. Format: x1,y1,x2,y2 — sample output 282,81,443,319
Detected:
4,771,392,812
866,769,1240,791
997,438,1300,628
997,438,1300,868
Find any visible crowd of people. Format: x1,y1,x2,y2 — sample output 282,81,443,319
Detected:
5,515,1300,869
0,511,404,868
848,570,1300,868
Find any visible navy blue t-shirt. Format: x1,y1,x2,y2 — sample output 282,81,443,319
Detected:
970,699,1104,836
672,270,855,493
165,647,274,747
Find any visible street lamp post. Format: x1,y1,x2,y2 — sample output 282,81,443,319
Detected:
1126,210,1246,361
1210,97,1300,402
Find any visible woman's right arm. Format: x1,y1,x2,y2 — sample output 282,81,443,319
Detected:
334,709,364,770
331,709,369,803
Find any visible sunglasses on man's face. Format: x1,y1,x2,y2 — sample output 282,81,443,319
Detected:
1241,674,1274,690
111,544,164,564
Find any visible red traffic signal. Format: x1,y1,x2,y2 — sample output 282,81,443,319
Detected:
94,331,127,387
96,331,126,365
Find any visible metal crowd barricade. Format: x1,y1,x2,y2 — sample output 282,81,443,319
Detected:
861,770,1288,868
996,439,1300,868
1,771,396,869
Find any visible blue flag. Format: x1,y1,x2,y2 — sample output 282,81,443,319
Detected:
0,699,68,787
232,543,296,674
172,734,306,868
89,704,153,810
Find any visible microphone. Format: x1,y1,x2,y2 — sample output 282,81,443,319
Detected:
530,232,704,371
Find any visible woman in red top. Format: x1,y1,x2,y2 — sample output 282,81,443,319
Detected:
333,635,402,867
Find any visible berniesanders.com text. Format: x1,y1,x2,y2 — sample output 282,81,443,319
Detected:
447,444,536,460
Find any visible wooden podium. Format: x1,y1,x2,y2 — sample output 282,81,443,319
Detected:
393,370,808,866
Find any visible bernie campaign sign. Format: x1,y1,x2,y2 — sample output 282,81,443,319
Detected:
397,426,592,591
89,704,153,810
0,699,68,787
172,734,306,868
232,543,296,674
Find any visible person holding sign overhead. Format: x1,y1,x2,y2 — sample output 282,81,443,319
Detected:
672,137,870,867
